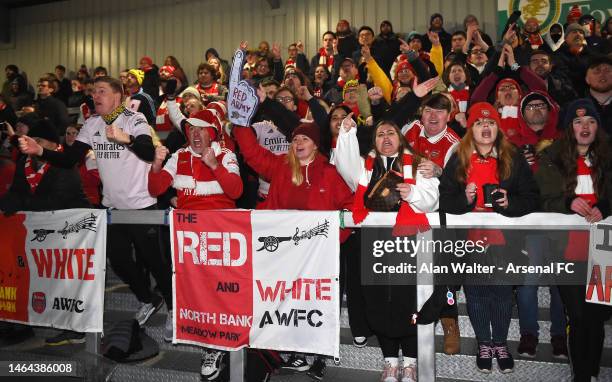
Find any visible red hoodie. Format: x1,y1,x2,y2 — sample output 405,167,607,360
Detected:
513,91,561,171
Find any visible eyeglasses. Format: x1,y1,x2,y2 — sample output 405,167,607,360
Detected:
524,102,547,111
276,96,294,104
498,85,517,92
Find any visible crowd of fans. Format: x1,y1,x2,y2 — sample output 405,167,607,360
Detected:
0,6,611,382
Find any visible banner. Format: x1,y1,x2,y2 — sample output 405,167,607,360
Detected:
587,223,612,306
496,0,611,37
0,209,106,332
171,210,340,357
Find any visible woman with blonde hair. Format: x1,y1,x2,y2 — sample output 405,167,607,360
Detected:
208,56,228,86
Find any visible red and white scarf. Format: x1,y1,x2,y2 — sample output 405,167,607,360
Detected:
318,47,334,71
565,155,596,261
352,150,430,236
24,145,63,192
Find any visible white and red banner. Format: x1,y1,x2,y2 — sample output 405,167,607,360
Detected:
0,209,106,332
587,223,612,306
171,210,340,357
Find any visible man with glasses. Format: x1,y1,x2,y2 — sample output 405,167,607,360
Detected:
514,91,568,360
528,50,577,109
34,74,69,136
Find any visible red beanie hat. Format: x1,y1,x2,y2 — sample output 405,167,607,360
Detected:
140,56,153,66
567,5,582,23
207,101,227,121
184,109,219,142
396,60,416,77
292,123,320,147
159,65,175,76
495,77,522,98
467,102,502,129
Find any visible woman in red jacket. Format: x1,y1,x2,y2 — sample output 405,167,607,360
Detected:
233,121,353,376
233,122,353,211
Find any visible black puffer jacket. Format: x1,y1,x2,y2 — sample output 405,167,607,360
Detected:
0,155,90,214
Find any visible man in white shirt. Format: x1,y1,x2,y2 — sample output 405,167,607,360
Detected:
18,76,172,335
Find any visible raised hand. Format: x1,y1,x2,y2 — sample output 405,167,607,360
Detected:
361,45,372,62
427,31,440,46
18,135,43,156
503,24,517,45
503,44,516,66
367,86,384,102
340,112,356,132
296,40,305,53
412,77,440,98
272,43,281,60
296,86,312,101
398,38,410,54
257,84,267,103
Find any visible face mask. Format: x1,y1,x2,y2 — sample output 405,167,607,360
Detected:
550,33,562,43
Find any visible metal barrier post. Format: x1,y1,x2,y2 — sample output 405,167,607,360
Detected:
416,229,435,382
229,349,246,382
85,332,100,355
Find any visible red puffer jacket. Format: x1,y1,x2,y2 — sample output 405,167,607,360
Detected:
233,126,353,211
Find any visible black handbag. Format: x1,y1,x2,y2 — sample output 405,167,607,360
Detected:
364,170,403,211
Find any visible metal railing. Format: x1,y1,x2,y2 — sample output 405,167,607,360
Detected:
98,209,596,382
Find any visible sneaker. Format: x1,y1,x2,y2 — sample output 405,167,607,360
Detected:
493,343,514,373
476,343,493,373
200,349,226,381
163,310,173,342
551,335,569,359
517,334,538,358
353,336,368,348
307,357,326,380
134,294,164,326
381,361,398,382
441,317,460,355
281,354,310,371
400,362,417,382
45,330,86,346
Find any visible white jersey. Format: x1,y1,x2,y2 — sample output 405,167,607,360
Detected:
76,108,157,209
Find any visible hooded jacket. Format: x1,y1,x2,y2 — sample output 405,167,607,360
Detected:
515,91,561,148
543,22,565,52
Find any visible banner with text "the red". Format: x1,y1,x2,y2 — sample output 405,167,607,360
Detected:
170,210,340,357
